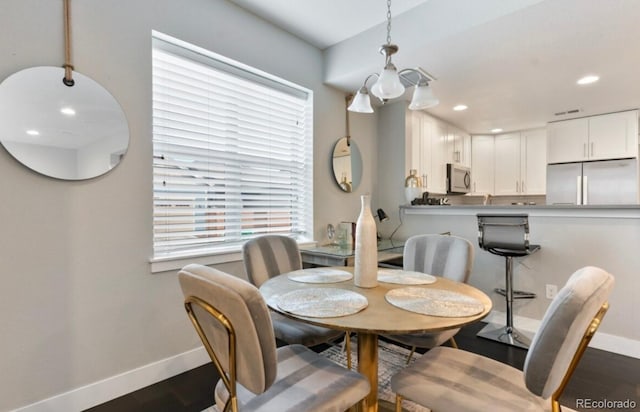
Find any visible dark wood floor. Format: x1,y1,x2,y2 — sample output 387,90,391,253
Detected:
86,322,639,412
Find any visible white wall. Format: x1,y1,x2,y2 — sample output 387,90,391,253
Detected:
0,0,378,410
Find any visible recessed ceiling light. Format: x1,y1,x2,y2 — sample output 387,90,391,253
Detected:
491,128,503,133
453,105,468,111
60,107,76,116
26,129,40,136
577,75,599,85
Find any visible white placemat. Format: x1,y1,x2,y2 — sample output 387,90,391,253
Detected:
287,268,353,283
385,287,485,317
277,288,368,318
377,269,437,285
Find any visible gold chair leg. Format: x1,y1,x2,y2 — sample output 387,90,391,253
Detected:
345,331,352,369
395,394,403,412
449,337,458,348
406,346,416,365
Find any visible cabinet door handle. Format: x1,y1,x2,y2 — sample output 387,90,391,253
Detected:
516,181,519,193
522,180,526,194
591,142,594,157
576,176,582,204
583,143,587,158
474,182,476,192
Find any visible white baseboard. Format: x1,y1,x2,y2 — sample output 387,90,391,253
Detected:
484,310,640,359
13,346,209,412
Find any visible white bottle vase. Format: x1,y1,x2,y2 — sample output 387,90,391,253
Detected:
354,194,378,288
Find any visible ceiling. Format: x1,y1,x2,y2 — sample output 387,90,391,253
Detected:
229,0,640,134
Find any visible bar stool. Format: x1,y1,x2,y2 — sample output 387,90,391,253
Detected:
476,214,540,349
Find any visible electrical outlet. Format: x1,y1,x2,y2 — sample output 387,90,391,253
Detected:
545,284,558,299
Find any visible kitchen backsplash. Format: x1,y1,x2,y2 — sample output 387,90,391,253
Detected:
432,194,547,206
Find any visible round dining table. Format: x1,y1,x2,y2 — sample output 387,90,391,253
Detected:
259,266,493,412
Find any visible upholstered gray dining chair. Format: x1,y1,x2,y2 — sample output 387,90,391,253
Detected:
391,266,614,412
383,234,474,362
178,264,370,412
242,235,351,367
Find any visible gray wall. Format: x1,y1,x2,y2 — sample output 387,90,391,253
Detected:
0,0,378,409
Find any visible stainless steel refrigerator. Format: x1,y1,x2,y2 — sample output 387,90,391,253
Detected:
546,158,639,205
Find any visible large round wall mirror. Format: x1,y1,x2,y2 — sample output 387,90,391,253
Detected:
0,66,129,180
332,137,362,192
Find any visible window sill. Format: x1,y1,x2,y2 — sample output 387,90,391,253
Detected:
150,240,317,273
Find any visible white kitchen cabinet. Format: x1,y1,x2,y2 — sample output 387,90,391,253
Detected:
494,129,547,195
521,128,547,194
430,118,448,194
470,135,494,194
446,125,471,168
494,133,521,195
404,109,452,195
413,112,447,194
547,118,587,163
588,111,638,160
547,110,639,164
396,102,472,195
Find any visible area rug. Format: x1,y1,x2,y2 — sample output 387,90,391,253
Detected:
320,339,430,412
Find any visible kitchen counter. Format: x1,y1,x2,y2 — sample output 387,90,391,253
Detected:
400,204,640,219
386,203,640,358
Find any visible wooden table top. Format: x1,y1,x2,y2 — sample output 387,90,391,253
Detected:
260,266,492,335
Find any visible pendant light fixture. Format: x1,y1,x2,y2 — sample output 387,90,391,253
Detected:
348,0,439,113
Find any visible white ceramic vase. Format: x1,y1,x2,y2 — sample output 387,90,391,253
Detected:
354,194,378,288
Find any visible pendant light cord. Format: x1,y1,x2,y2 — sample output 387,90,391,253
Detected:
345,95,351,145
385,0,392,45
63,0,75,86
344,94,353,143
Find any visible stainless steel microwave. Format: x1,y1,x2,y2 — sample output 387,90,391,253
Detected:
446,163,471,194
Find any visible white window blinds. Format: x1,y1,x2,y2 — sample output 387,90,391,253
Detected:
152,34,313,259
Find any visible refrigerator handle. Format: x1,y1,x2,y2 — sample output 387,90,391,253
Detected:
583,175,588,205
576,176,582,205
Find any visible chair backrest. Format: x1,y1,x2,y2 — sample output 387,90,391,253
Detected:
178,264,278,395
403,234,474,283
477,214,529,252
242,235,302,287
524,266,614,399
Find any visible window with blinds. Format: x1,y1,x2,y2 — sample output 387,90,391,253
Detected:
152,33,313,260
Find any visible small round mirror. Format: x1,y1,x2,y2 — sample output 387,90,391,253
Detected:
0,66,129,180
332,137,362,192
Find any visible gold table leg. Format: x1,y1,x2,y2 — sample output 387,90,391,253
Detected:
358,332,379,412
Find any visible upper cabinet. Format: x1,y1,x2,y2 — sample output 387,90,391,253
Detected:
494,129,547,195
521,128,547,194
470,135,494,195
403,107,467,195
446,125,471,168
547,110,639,164
409,111,447,194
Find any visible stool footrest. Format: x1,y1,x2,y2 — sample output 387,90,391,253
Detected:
494,288,537,299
